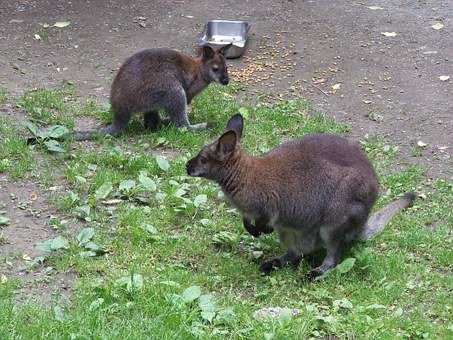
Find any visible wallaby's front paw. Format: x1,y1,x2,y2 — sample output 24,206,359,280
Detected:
259,258,281,275
187,122,208,130
244,223,262,238
304,268,323,282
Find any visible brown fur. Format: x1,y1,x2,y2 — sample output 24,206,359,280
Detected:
187,114,415,280
74,44,232,140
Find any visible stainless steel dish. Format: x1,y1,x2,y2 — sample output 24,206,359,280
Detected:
198,20,251,58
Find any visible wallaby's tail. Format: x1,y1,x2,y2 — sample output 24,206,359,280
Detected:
73,124,117,141
73,130,96,141
360,192,416,240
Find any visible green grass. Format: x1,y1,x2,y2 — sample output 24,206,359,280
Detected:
0,84,452,339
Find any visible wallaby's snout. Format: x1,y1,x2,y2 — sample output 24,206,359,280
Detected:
219,75,229,85
186,157,199,177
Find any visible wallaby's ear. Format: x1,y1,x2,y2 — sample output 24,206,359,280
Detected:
201,45,216,60
225,114,243,140
216,130,237,159
219,43,233,56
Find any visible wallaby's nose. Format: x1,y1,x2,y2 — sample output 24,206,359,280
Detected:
186,161,193,176
220,77,229,85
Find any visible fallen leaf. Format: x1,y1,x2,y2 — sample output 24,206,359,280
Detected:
368,6,383,10
331,83,341,93
417,141,428,147
53,21,70,28
313,78,326,84
439,75,450,81
363,100,372,104
0,275,7,284
0,215,10,226
102,199,123,205
253,307,300,320
431,22,444,30
34,34,41,40
381,32,397,37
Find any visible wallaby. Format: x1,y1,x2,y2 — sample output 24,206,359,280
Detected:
186,114,416,280
73,44,232,140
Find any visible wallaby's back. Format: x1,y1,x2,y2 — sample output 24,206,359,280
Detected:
247,134,379,229
110,49,195,115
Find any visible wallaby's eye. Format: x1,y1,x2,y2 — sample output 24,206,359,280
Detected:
212,65,220,72
200,156,207,164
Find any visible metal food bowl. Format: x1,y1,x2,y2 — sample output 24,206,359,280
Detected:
198,20,251,59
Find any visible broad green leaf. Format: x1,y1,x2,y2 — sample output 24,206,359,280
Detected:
53,305,64,322
182,285,201,303
46,125,70,139
76,227,94,245
141,224,157,234
50,236,69,250
116,273,143,292
199,294,217,313
89,298,104,311
129,273,144,291
0,215,9,226
155,156,170,171
83,242,105,254
44,140,65,153
333,298,353,309
174,188,186,197
216,307,235,324
119,179,136,192
193,194,207,208
76,205,91,218
201,311,216,323
36,236,69,252
138,172,157,191
94,182,112,200
336,257,356,274
24,121,41,137
80,251,97,257
238,107,249,118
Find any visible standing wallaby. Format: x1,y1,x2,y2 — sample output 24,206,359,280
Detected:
186,114,415,280
74,44,232,140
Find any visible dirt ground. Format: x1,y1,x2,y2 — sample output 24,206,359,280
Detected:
0,0,452,300
0,0,451,177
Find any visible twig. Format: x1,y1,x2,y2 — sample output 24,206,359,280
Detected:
310,83,329,96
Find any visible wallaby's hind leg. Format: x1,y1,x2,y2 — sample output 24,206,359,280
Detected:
101,109,132,137
260,250,302,275
307,241,345,280
144,111,162,131
165,87,207,130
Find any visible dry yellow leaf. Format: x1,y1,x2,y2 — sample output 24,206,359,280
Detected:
439,76,450,81
54,21,70,28
431,22,444,30
368,6,383,10
381,32,397,37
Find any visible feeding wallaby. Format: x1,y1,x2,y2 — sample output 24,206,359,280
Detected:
186,114,415,279
74,45,232,140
